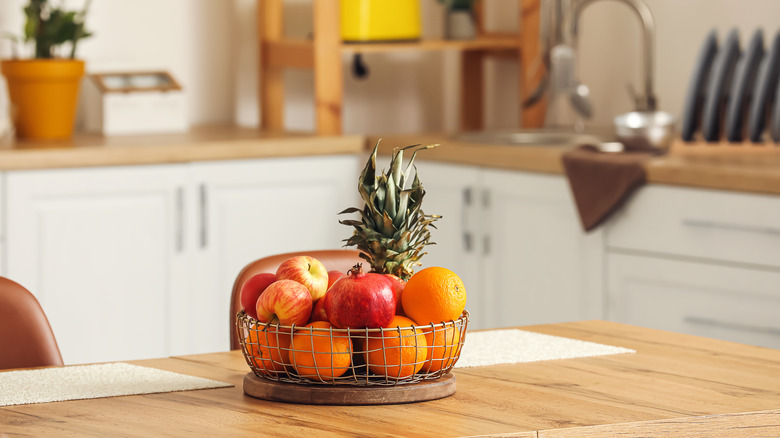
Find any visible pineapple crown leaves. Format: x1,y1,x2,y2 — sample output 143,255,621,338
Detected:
339,139,441,280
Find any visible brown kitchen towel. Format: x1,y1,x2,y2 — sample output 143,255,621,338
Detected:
562,145,657,231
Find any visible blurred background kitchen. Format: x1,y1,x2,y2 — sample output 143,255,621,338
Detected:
3,0,779,133
1,1,779,365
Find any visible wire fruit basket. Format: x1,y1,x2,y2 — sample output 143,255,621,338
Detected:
236,310,469,386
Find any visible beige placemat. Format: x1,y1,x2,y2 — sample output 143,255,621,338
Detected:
455,329,635,368
0,362,233,407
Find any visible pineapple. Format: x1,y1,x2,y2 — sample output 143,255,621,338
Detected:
339,140,440,281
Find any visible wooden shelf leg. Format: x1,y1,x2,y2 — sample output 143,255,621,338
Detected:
460,51,486,132
313,0,343,135
259,0,285,131
520,0,547,128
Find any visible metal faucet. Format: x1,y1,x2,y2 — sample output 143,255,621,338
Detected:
564,0,657,111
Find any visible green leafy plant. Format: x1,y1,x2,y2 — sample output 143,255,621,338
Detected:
5,0,93,59
438,0,476,12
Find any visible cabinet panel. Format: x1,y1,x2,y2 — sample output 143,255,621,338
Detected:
607,185,780,268
482,170,604,328
188,155,359,353
415,161,483,328
419,162,603,331
608,253,780,349
6,165,189,364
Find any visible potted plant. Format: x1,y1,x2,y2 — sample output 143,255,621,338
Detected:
439,0,477,40
2,0,92,141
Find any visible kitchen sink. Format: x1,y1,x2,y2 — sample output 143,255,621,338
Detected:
452,129,619,149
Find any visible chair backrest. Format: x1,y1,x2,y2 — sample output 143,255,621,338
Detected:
230,249,364,350
0,277,63,369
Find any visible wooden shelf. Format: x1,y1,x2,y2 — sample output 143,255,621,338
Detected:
340,35,522,54
259,0,543,135
264,35,521,68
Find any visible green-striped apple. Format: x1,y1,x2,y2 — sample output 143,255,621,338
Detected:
327,270,344,290
276,256,329,301
256,280,312,326
309,293,330,323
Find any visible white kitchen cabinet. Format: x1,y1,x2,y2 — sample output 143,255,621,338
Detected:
481,169,603,328
5,165,190,365
605,185,780,348
185,155,358,355
414,162,483,326
607,185,780,268
417,161,603,330
608,253,780,349
3,156,360,364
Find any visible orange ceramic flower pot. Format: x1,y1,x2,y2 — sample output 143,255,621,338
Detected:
1,59,84,140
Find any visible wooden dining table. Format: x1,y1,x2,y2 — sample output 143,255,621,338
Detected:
2,320,779,437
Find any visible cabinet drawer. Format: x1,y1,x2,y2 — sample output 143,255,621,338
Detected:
607,185,780,268
608,253,780,349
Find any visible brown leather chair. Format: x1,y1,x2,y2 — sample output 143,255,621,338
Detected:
0,277,63,369
230,249,363,350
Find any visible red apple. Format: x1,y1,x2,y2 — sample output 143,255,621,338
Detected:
325,264,395,329
384,274,406,315
308,293,330,323
239,273,277,319
255,280,313,326
276,256,329,301
327,270,344,290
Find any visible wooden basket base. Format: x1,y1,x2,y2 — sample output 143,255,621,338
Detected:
243,372,456,405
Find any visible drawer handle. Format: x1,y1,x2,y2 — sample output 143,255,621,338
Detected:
684,316,780,337
682,219,780,236
200,184,208,249
175,186,184,253
462,187,473,252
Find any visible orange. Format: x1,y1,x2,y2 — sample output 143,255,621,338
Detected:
402,267,466,325
244,326,291,376
290,321,352,381
365,315,427,379
421,325,461,373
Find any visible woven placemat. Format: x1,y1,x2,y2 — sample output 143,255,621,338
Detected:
455,329,635,368
0,362,232,407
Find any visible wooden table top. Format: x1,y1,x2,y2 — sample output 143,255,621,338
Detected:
2,321,779,437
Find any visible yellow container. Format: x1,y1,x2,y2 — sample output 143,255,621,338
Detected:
341,0,421,42
1,59,84,140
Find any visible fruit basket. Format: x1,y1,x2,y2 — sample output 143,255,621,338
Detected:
236,310,469,386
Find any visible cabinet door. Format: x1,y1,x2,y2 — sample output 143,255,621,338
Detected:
607,185,780,269
6,165,189,364
415,161,484,328
608,253,780,349
481,169,603,328
187,155,359,353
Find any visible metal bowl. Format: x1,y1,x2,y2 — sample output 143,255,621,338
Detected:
614,110,676,152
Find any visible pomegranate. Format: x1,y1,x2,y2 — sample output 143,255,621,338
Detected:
325,264,396,329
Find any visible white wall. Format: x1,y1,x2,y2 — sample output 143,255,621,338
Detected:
2,1,779,134
0,0,237,127
578,0,780,127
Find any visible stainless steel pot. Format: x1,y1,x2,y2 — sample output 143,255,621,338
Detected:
614,110,676,152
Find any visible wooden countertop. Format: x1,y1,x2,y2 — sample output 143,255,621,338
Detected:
3,127,779,196
2,321,779,436
369,134,780,196
0,126,363,170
